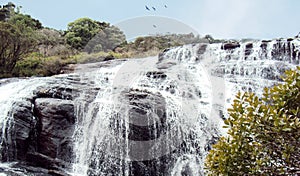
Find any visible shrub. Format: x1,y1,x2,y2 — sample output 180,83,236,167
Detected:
205,67,300,175
0,21,38,75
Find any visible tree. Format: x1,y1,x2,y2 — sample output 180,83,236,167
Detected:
0,2,42,30
0,21,38,75
37,28,65,56
205,67,300,175
65,18,102,50
9,13,43,30
84,25,126,53
0,2,15,21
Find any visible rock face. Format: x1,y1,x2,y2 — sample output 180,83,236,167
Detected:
124,89,167,141
2,100,35,162
85,89,172,176
221,42,241,50
34,98,75,165
0,79,78,175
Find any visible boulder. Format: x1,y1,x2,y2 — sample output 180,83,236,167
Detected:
33,98,75,165
0,99,35,162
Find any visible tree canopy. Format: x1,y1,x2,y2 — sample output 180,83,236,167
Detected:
0,2,15,21
65,17,126,52
0,2,42,75
65,18,103,50
0,21,38,74
84,25,126,53
9,13,43,30
205,67,300,175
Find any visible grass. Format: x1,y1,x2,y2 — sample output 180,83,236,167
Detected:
8,49,161,78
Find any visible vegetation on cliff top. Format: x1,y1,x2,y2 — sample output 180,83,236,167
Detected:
0,2,219,78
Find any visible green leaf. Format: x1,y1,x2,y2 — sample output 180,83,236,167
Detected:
282,128,292,132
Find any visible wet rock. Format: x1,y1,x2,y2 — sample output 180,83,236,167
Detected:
34,86,74,100
60,64,76,74
14,161,71,176
157,61,177,69
0,99,35,162
146,71,167,79
126,90,166,141
197,44,207,55
111,89,167,141
221,42,240,50
13,100,35,160
158,48,171,61
26,152,71,171
181,165,193,176
260,41,269,49
104,54,115,61
34,98,75,164
245,43,253,59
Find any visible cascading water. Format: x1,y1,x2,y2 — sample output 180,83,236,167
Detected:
0,38,299,175
0,78,51,160
70,56,219,175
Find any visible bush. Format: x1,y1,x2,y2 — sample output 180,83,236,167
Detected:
205,67,300,175
13,53,67,77
13,53,45,77
0,21,38,74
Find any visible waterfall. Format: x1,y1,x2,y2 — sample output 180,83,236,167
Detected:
71,56,220,175
0,38,299,175
0,78,52,161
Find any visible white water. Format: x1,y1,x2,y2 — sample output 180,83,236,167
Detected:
0,38,299,175
0,78,53,161
70,55,222,175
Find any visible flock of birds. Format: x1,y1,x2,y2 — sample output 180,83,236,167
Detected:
145,4,168,28
145,4,167,11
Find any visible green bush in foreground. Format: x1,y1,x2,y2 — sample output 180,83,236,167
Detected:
205,67,300,175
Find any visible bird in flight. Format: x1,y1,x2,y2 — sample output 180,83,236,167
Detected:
164,5,168,8
145,5,150,11
153,25,157,28
152,7,156,11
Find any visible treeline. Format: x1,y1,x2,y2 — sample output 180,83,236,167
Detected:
0,2,218,78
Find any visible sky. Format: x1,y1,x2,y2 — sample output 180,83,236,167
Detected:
2,0,300,40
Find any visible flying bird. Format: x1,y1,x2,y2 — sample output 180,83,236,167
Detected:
164,5,168,8
152,7,156,11
153,25,157,28
145,5,150,11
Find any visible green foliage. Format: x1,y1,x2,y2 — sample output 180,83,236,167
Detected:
12,50,131,77
121,33,209,54
0,2,225,78
37,28,71,57
65,18,103,50
0,2,42,77
0,2,42,30
13,53,71,77
0,21,38,75
0,2,15,21
205,67,300,175
84,25,126,53
13,53,45,77
9,13,42,30
73,51,129,64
